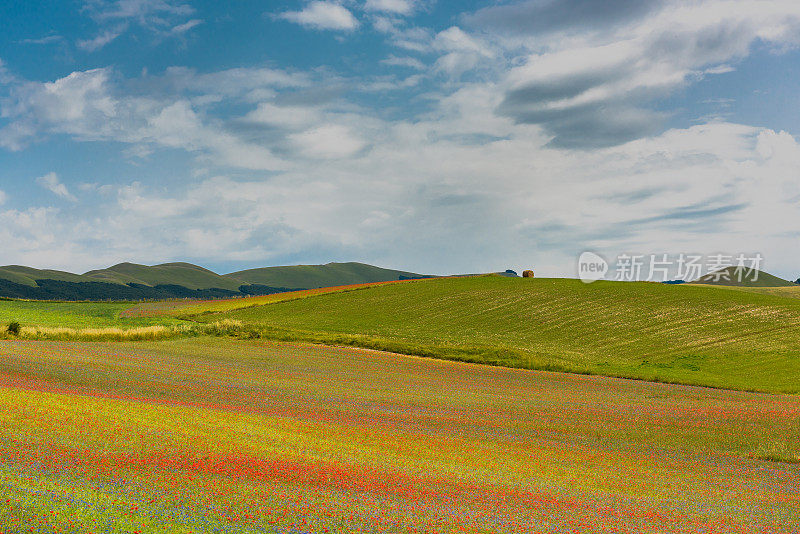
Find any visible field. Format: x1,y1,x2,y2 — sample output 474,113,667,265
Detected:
121,281,407,319
0,337,797,533
1,276,799,532
0,299,186,329
179,276,800,394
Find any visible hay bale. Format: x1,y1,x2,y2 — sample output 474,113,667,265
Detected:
522,270,534,278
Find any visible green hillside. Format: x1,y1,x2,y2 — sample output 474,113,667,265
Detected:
0,261,429,300
83,262,243,291
228,261,428,289
0,266,88,287
691,266,795,287
195,275,800,393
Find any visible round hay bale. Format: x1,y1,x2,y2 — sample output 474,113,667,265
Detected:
522,270,534,278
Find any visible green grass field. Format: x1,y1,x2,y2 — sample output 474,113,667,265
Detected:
0,338,796,533
0,298,186,329
183,276,800,394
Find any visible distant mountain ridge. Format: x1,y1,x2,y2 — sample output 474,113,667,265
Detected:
0,262,431,301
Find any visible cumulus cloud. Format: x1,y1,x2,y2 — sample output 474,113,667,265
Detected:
279,2,359,31
431,26,495,77
143,101,287,170
473,0,800,147
289,124,367,159
11,117,798,277
36,172,77,201
0,65,304,170
365,0,416,16
243,103,322,129
371,16,431,51
0,68,117,149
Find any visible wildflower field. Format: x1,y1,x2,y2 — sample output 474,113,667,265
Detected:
0,338,797,533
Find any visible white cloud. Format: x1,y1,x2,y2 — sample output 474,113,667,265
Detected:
434,27,492,55
0,68,118,150
161,66,310,97
36,172,77,201
0,66,301,170
20,35,63,45
490,0,800,147
77,27,125,51
5,111,800,278
280,2,359,31
171,18,203,34
289,124,367,159
372,16,431,51
243,103,322,129
143,101,287,170
381,55,426,70
79,0,197,50
365,0,416,16
432,27,495,77
84,0,194,23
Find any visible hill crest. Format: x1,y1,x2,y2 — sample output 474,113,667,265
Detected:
690,266,795,287
0,261,430,301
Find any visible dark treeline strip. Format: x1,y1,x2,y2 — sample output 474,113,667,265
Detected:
0,279,301,302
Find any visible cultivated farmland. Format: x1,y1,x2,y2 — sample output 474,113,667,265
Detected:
0,338,797,533
188,276,800,393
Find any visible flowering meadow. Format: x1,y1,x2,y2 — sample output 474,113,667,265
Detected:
0,338,797,533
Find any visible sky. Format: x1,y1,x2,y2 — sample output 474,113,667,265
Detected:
1,0,800,279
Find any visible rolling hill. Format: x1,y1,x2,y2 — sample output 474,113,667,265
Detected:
192,275,800,393
691,266,796,287
228,262,432,289
82,262,243,290
0,261,429,301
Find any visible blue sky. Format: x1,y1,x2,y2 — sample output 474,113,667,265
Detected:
1,0,800,278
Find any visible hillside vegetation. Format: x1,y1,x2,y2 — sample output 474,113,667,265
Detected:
229,261,430,289
0,261,427,301
0,299,186,329
691,266,795,287
84,262,243,290
193,276,800,393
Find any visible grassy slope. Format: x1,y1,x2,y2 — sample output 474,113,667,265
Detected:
691,266,795,287
83,262,243,290
122,281,407,319
0,266,88,287
726,285,800,299
228,261,426,288
197,276,800,393
0,261,426,294
0,299,185,329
